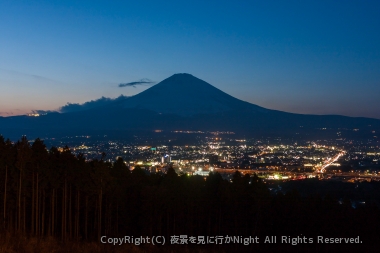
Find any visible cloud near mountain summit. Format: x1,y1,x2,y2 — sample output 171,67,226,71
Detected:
59,95,128,113
118,78,155,88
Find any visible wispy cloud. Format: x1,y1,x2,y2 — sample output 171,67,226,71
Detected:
59,95,128,113
118,78,155,88
0,68,60,84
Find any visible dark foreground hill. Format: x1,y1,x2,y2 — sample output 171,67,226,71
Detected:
1,73,379,140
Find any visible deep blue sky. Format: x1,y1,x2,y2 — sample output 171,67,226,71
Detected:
1,0,379,118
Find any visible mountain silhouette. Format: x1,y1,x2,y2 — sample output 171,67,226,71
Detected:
117,73,267,116
1,73,379,139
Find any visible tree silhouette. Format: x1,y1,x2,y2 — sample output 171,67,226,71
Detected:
0,135,378,251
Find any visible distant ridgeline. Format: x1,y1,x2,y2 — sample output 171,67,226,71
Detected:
1,74,380,140
0,135,380,251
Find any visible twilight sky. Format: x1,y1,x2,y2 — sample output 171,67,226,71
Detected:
1,0,379,118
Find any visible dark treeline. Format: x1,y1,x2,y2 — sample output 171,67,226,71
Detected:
0,136,379,252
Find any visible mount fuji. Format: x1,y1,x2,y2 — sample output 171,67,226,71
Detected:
1,73,379,139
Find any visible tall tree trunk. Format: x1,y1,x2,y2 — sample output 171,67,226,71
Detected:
69,185,72,239
98,182,102,239
108,201,111,235
53,189,55,236
94,198,96,232
42,189,45,236
62,181,67,241
23,195,26,233
104,198,107,235
64,179,67,241
48,195,51,237
51,189,54,236
32,171,35,234
85,196,88,240
3,165,7,229
18,166,22,232
116,203,119,235
76,190,80,239
36,171,39,236
218,205,221,235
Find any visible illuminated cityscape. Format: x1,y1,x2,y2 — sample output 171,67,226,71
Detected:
40,131,380,183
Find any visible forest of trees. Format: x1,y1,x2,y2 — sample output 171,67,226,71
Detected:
0,135,379,252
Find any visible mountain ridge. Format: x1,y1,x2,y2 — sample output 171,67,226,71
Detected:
1,73,379,139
